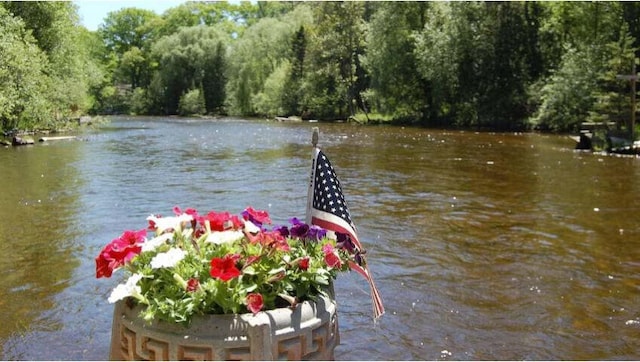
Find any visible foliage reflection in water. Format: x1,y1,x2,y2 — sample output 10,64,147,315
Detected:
0,117,639,360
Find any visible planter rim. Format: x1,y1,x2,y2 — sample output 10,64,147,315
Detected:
117,292,336,336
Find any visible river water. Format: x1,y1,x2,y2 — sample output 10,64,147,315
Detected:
0,116,638,360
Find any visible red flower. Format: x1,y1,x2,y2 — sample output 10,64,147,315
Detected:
242,207,271,226
147,215,160,230
298,257,310,271
246,293,264,314
322,244,342,269
200,211,242,231
186,278,200,292
174,206,199,219
210,254,242,281
95,229,146,278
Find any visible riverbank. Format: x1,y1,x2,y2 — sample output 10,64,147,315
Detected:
1,116,108,147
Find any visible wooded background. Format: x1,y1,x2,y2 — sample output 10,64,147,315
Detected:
2,1,639,134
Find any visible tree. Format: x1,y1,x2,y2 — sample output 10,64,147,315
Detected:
155,2,252,39
364,2,430,121
99,8,158,55
202,41,227,114
414,2,546,129
99,8,159,89
303,2,368,119
529,2,628,132
152,25,230,115
178,88,205,116
1,2,98,128
530,46,602,131
587,27,637,132
476,2,532,129
413,2,461,125
281,26,307,116
0,7,52,132
118,46,146,89
226,5,312,116
622,2,640,59
254,61,290,117
2,1,74,54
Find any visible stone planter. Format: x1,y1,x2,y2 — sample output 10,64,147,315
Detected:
109,293,339,360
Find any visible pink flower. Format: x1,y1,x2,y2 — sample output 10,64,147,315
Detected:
210,254,242,281
322,243,334,254
245,231,290,252
246,293,264,314
322,244,342,269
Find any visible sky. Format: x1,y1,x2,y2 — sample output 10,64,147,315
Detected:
74,0,186,31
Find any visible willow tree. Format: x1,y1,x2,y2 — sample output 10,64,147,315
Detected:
151,25,230,115
226,5,312,116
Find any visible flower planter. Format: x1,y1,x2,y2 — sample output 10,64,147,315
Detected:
109,292,339,361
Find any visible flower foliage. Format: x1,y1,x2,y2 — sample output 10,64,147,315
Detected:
95,206,352,324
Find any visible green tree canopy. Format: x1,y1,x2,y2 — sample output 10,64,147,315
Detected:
0,6,52,131
151,25,230,115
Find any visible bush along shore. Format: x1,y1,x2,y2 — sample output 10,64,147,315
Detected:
1,116,105,147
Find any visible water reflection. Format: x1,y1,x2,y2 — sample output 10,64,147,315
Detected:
1,118,639,360
0,142,82,356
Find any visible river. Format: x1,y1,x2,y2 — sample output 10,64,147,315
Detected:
0,116,638,360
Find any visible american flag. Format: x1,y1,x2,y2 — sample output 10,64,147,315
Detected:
306,147,385,320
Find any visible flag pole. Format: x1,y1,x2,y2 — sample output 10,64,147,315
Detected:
306,127,319,224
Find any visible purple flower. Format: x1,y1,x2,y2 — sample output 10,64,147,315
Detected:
336,232,356,253
308,225,327,241
290,222,309,238
289,217,303,225
274,225,290,238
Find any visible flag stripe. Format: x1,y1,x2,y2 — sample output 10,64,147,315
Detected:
311,213,362,249
349,261,385,319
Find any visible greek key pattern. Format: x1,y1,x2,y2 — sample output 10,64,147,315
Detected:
274,314,338,360
117,319,336,361
118,323,254,360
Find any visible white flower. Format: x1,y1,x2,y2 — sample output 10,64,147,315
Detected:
108,273,144,303
141,232,174,252
244,220,261,234
150,247,186,269
147,213,193,233
205,230,244,244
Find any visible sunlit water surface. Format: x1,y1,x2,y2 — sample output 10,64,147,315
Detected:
0,117,638,360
